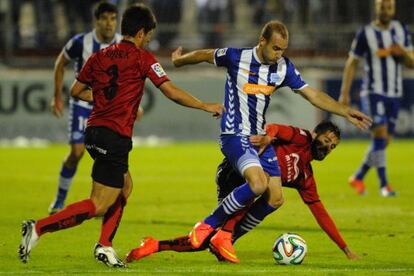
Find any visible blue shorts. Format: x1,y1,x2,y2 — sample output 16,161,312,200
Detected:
68,99,92,144
219,134,280,177
360,94,400,135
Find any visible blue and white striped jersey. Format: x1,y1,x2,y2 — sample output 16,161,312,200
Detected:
214,47,307,136
63,29,122,76
350,20,412,98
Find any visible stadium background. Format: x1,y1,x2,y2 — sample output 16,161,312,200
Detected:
1,0,414,142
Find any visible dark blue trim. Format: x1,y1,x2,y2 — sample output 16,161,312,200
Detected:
374,30,388,94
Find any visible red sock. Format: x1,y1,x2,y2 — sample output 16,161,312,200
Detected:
35,199,96,236
98,194,127,246
159,235,209,252
222,207,249,233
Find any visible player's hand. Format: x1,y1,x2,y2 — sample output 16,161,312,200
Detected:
250,135,272,155
390,43,406,57
171,46,183,67
203,102,225,118
50,96,64,118
343,247,360,260
345,107,372,130
136,106,144,122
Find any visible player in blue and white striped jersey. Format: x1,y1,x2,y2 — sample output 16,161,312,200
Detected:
172,20,371,262
49,2,122,214
340,0,414,197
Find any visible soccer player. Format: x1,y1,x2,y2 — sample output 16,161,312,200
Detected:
18,4,224,267
126,121,359,262
49,1,122,214
171,20,372,261
339,0,414,197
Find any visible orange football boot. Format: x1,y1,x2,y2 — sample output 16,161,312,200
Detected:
126,237,159,263
349,177,366,195
209,229,240,263
189,221,214,249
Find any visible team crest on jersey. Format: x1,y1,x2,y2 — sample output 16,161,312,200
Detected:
216,48,228,57
270,73,281,84
151,63,167,78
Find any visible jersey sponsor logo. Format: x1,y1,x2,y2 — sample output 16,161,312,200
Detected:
285,153,300,182
216,48,228,57
151,63,167,78
242,69,257,76
242,83,275,96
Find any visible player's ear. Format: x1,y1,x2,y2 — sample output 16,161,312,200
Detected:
136,28,145,39
259,36,266,47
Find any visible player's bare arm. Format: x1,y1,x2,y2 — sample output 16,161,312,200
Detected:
339,55,359,106
250,134,272,155
51,50,70,118
136,107,144,122
171,47,215,67
70,80,93,102
159,81,224,118
390,43,414,68
298,86,372,130
307,199,360,260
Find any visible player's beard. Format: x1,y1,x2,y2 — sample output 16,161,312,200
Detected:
311,139,328,161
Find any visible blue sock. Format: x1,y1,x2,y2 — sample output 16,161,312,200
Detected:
54,188,68,208
52,164,77,208
372,138,388,188
355,163,370,180
204,183,256,228
60,164,77,178
355,145,373,180
233,196,276,242
378,167,387,188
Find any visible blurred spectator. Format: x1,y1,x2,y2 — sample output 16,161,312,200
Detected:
61,0,99,38
196,0,233,48
149,0,182,49
33,0,56,46
11,0,56,48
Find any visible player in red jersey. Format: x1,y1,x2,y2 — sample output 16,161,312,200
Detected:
126,121,359,262
18,4,224,267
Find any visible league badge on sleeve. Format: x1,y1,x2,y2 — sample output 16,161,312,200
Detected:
151,63,167,78
216,48,228,57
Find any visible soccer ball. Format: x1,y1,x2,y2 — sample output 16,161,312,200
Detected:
272,233,307,265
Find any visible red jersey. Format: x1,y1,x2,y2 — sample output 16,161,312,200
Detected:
267,124,347,249
267,124,320,204
77,40,169,137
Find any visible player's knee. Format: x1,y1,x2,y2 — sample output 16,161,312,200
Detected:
268,195,284,208
246,173,268,195
90,194,117,216
122,174,133,198
92,201,111,216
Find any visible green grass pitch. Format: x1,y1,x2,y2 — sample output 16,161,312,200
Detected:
0,140,413,275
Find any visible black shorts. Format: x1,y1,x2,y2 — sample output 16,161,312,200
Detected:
216,158,245,203
85,126,132,188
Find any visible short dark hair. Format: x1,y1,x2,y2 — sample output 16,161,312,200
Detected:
121,4,157,36
94,1,118,19
260,20,289,41
313,121,341,140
